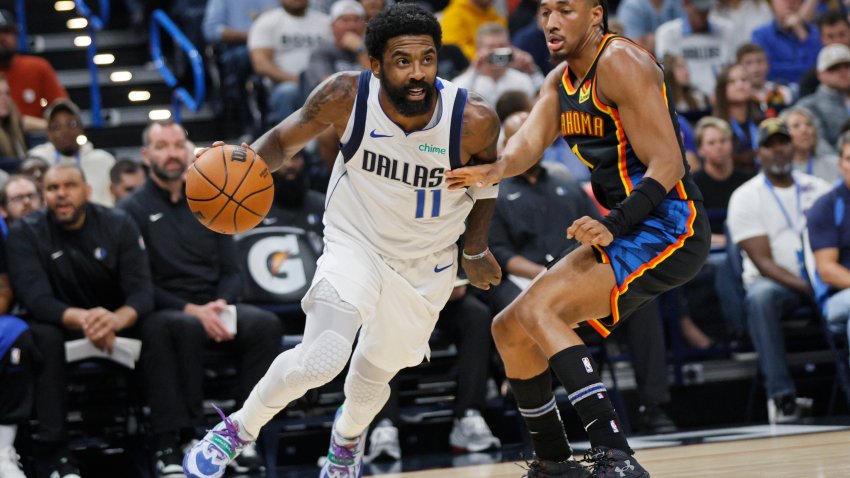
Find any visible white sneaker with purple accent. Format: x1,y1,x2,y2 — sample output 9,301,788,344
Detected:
183,405,251,478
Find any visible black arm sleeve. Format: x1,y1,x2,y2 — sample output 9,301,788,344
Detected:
6,222,70,324
116,215,155,318
599,177,668,237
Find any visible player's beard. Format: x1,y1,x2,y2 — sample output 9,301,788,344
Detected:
380,74,436,117
551,51,568,63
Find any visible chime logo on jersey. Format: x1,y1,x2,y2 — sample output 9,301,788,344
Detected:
361,149,444,188
579,80,592,103
582,357,593,373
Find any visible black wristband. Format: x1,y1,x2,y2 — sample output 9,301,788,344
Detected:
599,177,668,237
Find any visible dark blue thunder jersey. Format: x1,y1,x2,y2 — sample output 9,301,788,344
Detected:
558,34,703,209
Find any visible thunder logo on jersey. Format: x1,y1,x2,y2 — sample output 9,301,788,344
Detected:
361,149,444,188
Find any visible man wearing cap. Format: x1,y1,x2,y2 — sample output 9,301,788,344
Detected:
0,9,67,131
248,0,331,124
301,0,370,94
27,99,116,207
727,118,831,424
655,0,737,96
797,44,850,148
751,0,821,86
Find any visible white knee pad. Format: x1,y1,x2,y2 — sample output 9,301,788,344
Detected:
344,369,391,413
283,330,352,390
308,278,359,314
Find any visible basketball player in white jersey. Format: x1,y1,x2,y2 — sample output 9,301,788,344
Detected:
183,4,502,478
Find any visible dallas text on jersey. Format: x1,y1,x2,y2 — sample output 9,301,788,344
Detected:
361,149,444,188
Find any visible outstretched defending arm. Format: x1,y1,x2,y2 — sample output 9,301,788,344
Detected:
459,92,503,290
445,65,564,190
250,72,360,172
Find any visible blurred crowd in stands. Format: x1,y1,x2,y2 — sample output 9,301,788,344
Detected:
2,0,850,476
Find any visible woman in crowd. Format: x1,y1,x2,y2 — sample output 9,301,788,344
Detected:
780,105,840,182
713,63,764,174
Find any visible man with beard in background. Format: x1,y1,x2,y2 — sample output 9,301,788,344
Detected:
727,118,830,424
119,120,281,477
0,9,67,131
6,164,153,477
183,4,502,477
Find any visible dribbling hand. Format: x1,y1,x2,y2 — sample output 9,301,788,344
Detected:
194,141,255,160
463,252,502,290
567,216,614,247
445,161,505,190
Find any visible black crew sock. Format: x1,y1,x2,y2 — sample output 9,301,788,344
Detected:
508,371,572,461
549,345,633,455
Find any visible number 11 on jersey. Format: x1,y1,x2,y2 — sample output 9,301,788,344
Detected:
415,189,441,218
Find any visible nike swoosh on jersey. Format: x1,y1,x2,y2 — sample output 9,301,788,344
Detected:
149,212,164,222
434,262,454,273
507,192,522,201
370,129,393,138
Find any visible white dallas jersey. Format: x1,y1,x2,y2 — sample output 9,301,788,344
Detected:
324,71,473,260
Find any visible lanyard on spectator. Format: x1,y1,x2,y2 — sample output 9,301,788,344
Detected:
807,156,814,175
763,175,802,233
730,118,758,151
54,150,81,166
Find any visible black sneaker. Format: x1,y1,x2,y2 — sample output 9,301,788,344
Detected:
637,404,678,435
583,447,649,478
154,447,184,477
523,458,591,477
49,454,81,478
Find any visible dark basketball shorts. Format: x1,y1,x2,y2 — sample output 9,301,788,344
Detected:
548,199,710,338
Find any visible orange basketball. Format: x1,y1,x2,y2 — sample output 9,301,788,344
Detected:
185,144,274,235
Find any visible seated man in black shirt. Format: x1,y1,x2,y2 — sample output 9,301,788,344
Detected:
119,120,282,476
6,164,154,478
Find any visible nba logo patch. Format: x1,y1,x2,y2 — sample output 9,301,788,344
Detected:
582,357,593,373
579,81,592,103
10,348,21,365
93,247,106,260
610,420,619,433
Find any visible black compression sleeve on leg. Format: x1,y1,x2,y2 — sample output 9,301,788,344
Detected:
599,177,668,237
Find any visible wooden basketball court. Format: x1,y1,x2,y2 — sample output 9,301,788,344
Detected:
372,429,850,477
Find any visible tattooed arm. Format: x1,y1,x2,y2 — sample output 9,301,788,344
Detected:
251,71,359,172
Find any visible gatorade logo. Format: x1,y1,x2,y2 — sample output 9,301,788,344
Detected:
419,143,446,155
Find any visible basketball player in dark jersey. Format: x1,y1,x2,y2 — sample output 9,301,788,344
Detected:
446,0,710,476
